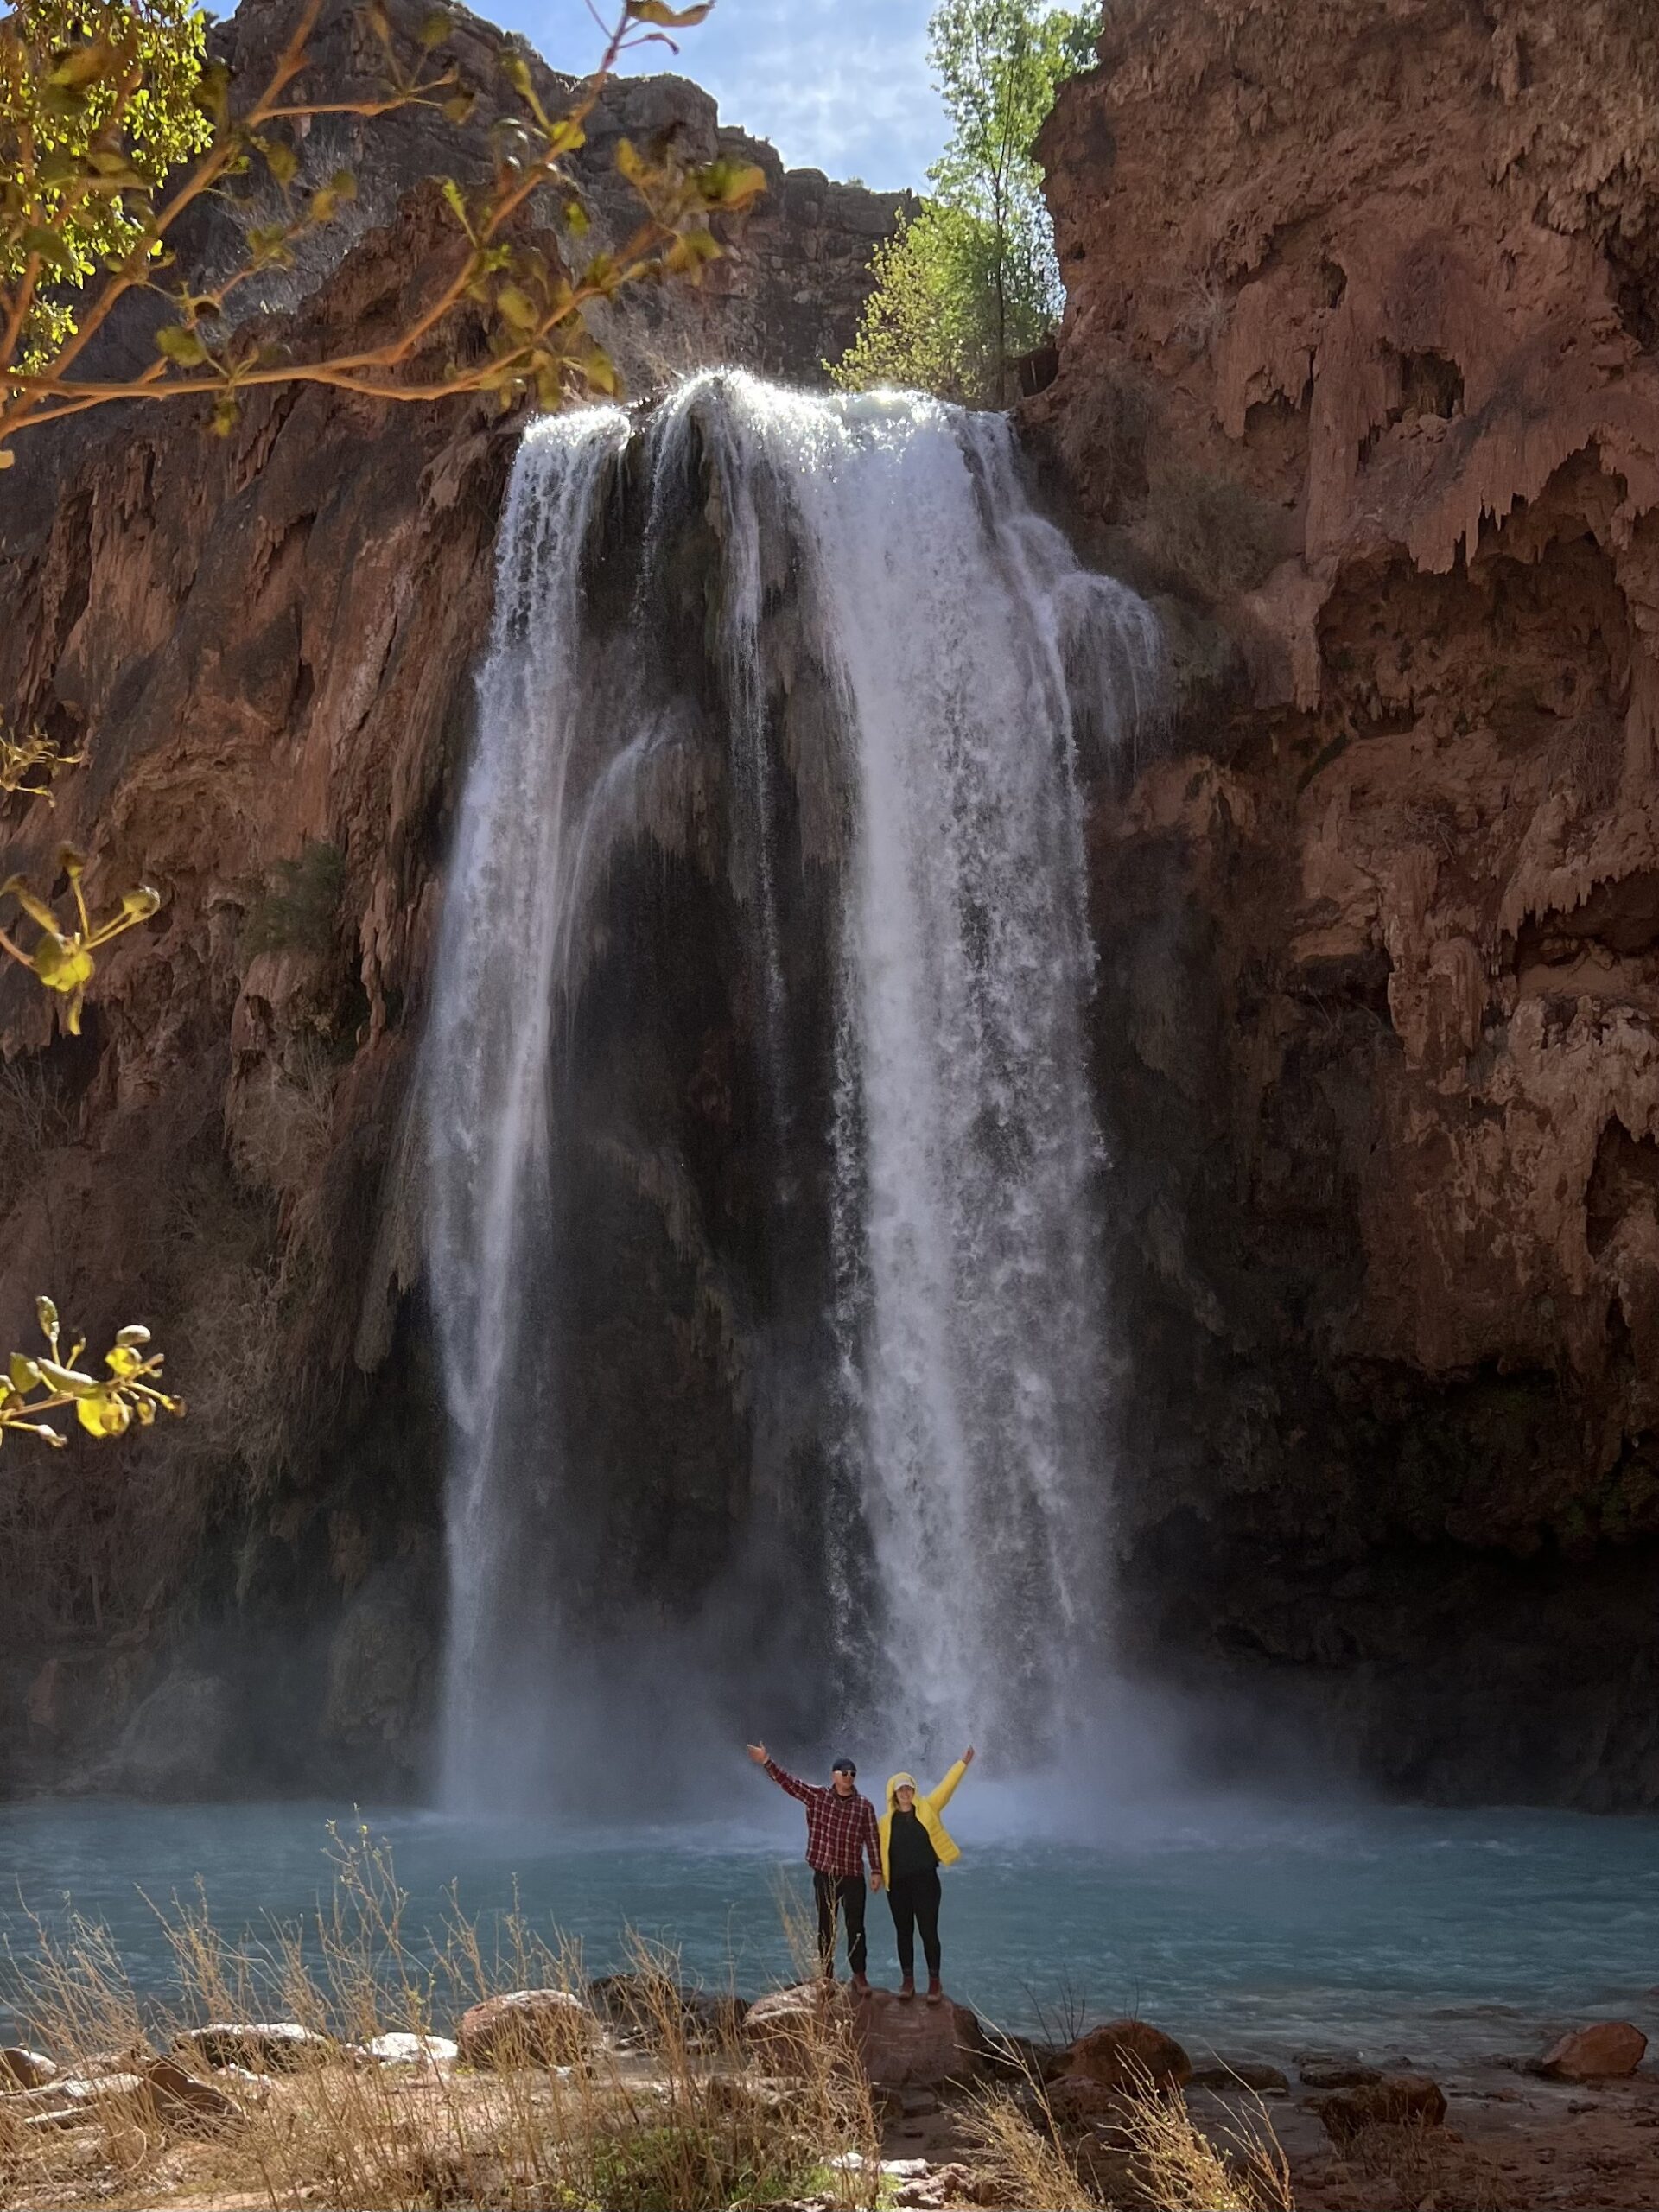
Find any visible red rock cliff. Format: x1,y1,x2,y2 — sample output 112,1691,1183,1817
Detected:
1033,0,1659,1799
0,0,907,1796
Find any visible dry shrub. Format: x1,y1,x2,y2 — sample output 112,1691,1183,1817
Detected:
958,2044,1295,2212
1347,2115,1502,2212
1135,469,1285,605
0,1830,880,2212
1117,2072,1293,2212
231,1035,338,1202
0,1052,72,1211
957,2082,1096,2209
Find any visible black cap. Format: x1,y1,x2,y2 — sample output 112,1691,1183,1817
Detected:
831,1758,856,1776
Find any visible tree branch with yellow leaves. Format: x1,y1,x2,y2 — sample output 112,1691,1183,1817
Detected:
0,1295,182,1444
0,0,761,459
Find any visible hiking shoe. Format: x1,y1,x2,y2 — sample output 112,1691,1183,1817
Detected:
899,1976,916,2001
850,1971,871,1993
925,1976,944,2005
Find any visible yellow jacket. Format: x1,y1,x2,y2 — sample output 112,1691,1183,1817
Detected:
879,1761,968,1885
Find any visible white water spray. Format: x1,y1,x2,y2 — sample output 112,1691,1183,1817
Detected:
426,373,1160,1805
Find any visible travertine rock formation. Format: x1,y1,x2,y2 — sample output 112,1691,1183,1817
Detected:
1034,0,1659,1799
0,0,904,1796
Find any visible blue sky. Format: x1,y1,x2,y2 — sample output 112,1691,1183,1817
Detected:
508,1,944,188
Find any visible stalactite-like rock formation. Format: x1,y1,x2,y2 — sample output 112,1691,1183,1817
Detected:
1033,0,1659,1801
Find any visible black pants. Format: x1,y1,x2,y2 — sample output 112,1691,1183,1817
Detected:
887,1868,943,1980
813,1870,868,1975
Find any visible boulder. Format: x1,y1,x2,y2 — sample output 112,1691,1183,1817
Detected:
0,2048,57,2089
1297,2055,1381,2090
1191,2059,1290,2094
742,1981,982,2088
742,1981,855,2074
139,2056,245,2133
1068,2019,1192,2092
175,2022,336,2071
363,2031,459,2067
1538,2022,1648,2081
457,1989,594,2068
100,1672,232,1798
58,2071,149,2109
587,1973,747,2047
856,1988,982,2088
1313,2073,1447,2145
1046,2071,1122,2125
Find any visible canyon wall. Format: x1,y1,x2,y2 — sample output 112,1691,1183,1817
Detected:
1033,0,1659,1801
6,0,1658,1807
0,0,907,1796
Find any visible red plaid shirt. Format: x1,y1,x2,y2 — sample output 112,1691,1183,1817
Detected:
765,1760,880,1878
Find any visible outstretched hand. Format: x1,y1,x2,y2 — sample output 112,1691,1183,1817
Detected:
962,1746,976,1766
746,1741,768,1765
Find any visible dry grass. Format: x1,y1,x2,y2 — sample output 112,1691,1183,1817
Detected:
1347,2115,1503,2211
231,1037,338,1205
957,2046,1295,2212
0,1832,880,2212
0,1053,73,1211
956,2083,1096,2209
1120,2072,1294,2212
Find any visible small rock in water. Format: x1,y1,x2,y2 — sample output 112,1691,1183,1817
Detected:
1313,2072,1447,2145
176,2022,336,2072
458,1989,594,2068
1068,2018,1192,2091
1190,2058,1290,2094
364,2032,459,2067
1538,2021,1648,2081
0,2048,57,2090
1298,2053,1382,2089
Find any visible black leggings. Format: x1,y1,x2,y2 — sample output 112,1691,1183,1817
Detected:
887,1868,942,1979
813,1870,868,1975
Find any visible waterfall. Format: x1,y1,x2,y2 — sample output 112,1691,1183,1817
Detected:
425,372,1160,1808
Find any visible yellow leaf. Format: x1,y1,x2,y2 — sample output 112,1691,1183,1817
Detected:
495,282,538,333
35,1297,58,1341
76,1390,132,1439
37,1358,96,1394
626,2,713,24
30,935,94,995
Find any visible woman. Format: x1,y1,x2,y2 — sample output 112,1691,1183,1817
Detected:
879,1745,975,2002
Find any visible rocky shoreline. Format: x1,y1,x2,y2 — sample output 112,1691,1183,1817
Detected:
3,1972,1656,2209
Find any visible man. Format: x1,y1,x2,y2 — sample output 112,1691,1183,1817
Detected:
747,1740,882,1990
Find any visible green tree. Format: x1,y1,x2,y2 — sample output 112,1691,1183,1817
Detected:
834,0,1094,407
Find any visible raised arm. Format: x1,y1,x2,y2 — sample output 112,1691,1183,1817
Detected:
929,1745,975,1812
747,1743,815,1803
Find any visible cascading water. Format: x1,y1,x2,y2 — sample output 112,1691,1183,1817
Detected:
425,372,1160,1808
